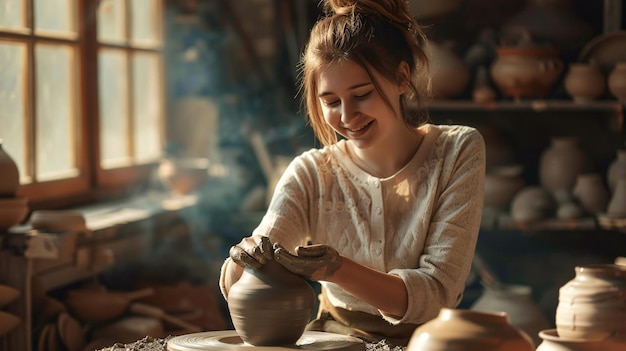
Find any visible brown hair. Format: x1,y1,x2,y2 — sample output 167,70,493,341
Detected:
299,0,432,146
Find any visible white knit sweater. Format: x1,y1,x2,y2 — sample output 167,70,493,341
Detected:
220,124,486,325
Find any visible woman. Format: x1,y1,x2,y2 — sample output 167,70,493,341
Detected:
220,0,485,345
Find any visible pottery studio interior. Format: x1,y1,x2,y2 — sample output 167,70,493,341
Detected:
1,0,626,351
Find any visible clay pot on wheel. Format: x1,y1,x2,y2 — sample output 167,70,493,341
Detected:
227,259,315,346
536,329,626,351
407,308,534,351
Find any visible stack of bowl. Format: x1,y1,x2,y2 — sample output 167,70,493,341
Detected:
536,264,626,350
0,140,28,232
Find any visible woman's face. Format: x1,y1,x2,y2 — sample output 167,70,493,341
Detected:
316,60,406,150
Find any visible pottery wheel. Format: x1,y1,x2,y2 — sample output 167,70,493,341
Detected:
167,331,365,351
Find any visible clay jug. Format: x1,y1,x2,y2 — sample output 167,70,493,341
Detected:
536,329,626,351
406,308,535,351
484,165,525,212
607,149,626,192
572,173,609,215
608,62,626,101
555,264,626,341
564,62,606,103
227,259,315,346
0,140,20,197
607,178,626,218
539,137,592,193
471,284,550,347
490,46,563,100
427,41,471,99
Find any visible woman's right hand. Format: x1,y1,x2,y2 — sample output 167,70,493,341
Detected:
229,235,274,269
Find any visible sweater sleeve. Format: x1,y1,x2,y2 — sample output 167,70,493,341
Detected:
383,127,486,324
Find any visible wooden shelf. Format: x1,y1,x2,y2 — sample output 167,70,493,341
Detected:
426,99,624,113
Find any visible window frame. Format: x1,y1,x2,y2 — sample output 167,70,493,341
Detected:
1,0,167,209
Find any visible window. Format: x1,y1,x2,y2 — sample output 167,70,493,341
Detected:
0,0,165,208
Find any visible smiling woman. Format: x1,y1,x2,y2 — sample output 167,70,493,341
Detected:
0,0,165,209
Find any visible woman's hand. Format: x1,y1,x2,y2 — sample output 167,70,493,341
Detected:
273,243,343,281
229,235,273,269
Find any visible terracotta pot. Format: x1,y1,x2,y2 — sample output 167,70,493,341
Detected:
564,62,606,103
490,46,563,100
608,62,626,101
484,165,525,211
607,149,626,192
406,308,535,351
227,259,315,346
539,137,592,193
536,329,626,351
427,41,471,99
0,140,20,197
471,284,550,347
555,264,626,341
510,186,557,223
572,173,609,215
607,178,626,218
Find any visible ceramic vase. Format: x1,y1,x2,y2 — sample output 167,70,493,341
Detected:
406,308,535,351
484,165,526,212
572,173,609,215
0,140,20,197
471,284,550,347
536,329,626,351
555,264,626,341
607,178,626,218
539,137,592,193
608,62,626,101
607,149,626,192
427,41,471,99
564,62,606,103
490,46,563,100
227,259,315,346
510,186,557,223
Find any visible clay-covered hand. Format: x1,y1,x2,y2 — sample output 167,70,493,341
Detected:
229,235,273,270
273,243,343,281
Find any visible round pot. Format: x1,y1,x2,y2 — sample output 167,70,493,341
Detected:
227,259,315,346
539,137,592,193
555,264,626,341
609,62,626,101
484,165,525,211
490,46,563,100
407,308,535,351
510,186,557,223
564,62,606,103
471,284,550,347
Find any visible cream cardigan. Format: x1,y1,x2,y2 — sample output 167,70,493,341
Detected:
220,124,486,325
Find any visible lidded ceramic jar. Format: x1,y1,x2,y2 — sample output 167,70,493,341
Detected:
608,62,626,101
0,139,20,197
490,46,563,100
555,264,626,341
227,259,315,346
564,62,606,103
539,137,592,193
406,308,535,351
470,284,550,347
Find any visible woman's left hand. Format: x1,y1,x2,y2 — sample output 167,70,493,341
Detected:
273,243,343,281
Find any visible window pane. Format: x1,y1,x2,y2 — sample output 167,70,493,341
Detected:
97,0,126,44
130,0,161,47
34,0,76,37
35,44,78,181
0,41,27,182
0,0,26,31
132,52,163,163
99,48,131,169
